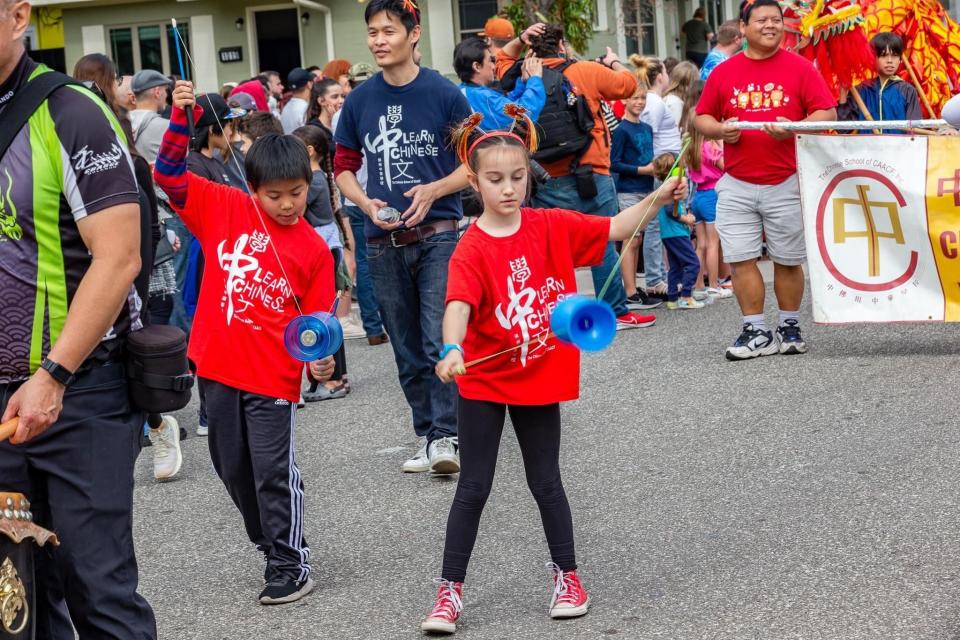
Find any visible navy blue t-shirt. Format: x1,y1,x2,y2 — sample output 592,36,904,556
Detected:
610,119,655,194
335,67,472,238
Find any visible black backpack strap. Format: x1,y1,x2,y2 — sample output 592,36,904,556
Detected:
0,71,76,161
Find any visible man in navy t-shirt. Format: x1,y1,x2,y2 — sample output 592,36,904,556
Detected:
335,0,470,475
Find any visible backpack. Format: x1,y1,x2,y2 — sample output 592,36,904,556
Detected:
501,59,595,167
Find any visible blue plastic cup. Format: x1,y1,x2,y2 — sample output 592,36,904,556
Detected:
283,312,344,362
550,296,616,352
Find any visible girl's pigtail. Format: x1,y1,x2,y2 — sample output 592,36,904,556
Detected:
503,104,539,154
451,112,485,165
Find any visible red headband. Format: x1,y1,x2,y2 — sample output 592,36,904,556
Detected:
467,131,525,158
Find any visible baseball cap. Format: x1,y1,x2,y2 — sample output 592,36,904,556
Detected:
286,67,314,91
195,93,246,128
479,17,515,40
131,69,171,94
348,62,375,82
227,91,258,112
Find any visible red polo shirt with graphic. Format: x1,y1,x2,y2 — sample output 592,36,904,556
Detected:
697,48,836,185
446,208,609,405
180,175,334,401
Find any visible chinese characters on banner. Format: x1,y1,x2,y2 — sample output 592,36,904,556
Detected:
797,135,960,323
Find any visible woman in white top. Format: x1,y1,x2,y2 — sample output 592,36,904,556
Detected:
664,61,699,130
631,55,682,156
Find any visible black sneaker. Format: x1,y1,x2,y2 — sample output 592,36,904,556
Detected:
725,323,779,361
776,318,808,355
259,575,314,605
626,290,663,310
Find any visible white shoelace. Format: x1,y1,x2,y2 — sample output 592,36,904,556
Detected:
546,562,577,608
152,426,169,458
430,578,462,619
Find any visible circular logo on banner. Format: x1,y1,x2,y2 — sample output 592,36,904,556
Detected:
815,169,919,292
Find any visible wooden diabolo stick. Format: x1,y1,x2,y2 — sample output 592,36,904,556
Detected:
849,87,880,134
0,417,19,443
903,56,936,118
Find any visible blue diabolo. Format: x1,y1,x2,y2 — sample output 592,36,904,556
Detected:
550,296,616,352
284,312,343,362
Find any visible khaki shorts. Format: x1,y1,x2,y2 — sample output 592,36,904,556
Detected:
715,173,805,265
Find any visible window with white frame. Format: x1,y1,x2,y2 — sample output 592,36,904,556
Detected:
622,0,656,56
594,0,609,30
109,22,192,80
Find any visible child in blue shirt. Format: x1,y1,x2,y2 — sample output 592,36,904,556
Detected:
838,33,922,134
652,153,703,310
610,85,659,310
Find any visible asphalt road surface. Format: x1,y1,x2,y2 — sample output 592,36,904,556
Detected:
132,272,960,639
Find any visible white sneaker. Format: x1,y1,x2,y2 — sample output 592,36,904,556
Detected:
429,437,460,475
149,416,183,481
340,316,366,340
708,287,733,299
402,443,431,473
692,288,710,301
196,421,208,437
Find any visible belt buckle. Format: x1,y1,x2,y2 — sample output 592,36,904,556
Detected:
389,230,404,248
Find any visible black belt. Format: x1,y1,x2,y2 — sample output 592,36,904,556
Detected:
368,219,459,248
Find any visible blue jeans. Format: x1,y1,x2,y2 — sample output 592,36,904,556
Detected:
642,178,665,289
367,230,458,441
165,213,193,334
345,206,385,337
533,174,628,316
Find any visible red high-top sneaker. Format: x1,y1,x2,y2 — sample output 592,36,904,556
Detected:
547,563,590,619
420,579,463,634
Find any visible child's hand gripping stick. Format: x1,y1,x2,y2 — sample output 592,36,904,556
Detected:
550,296,617,352
284,313,344,362
669,165,686,216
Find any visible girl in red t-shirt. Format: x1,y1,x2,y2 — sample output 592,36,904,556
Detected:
419,106,686,635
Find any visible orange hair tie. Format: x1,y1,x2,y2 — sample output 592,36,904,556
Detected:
402,0,420,25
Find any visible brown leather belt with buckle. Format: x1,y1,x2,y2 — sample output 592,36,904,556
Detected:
367,219,459,248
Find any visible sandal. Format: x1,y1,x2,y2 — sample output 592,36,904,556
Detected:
302,383,347,402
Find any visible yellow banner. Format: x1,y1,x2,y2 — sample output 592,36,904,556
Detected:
925,136,960,321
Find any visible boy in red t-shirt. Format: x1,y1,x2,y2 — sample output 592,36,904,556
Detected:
155,81,335,605
695,0,835,362
418,107,686,634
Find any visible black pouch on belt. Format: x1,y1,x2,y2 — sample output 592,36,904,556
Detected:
125,326,194,413
574,163,598,200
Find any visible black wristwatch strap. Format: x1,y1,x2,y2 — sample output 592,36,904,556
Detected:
40,358,75,387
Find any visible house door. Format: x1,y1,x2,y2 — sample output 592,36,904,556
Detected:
253,8,301,79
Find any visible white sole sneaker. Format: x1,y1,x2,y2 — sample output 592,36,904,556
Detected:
420,617,457,634
725,339,779,361
430,457,461,475
550,595,591,619
151,417,183,481
259,578,314,605
402,445,431,473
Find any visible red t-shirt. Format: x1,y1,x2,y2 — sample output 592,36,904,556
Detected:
446,208,609,405
696,49,835,185
180,174,334,401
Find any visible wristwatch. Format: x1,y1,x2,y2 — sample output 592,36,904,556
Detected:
40,358,75,387
439,344,464,360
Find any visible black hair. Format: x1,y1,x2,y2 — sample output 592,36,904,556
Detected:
245,134,312,190
871,32,904,57
364,0,420,34
530,24,564,58
306,65,321,73
291,125,330,163
740,0,782,23
454,37,489,83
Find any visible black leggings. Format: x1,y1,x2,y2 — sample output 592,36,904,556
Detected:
441,396,576,583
